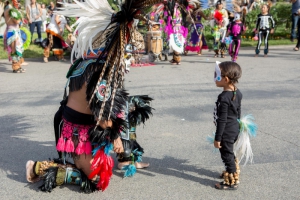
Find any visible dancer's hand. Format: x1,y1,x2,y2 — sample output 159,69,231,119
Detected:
98,120,113,129
113,137,124,153
214,140,222,148
270,29,274,34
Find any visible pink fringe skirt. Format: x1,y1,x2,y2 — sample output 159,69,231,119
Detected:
56,118,94,155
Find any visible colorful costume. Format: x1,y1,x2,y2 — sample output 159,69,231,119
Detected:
165,3,188,64
227,13,246,62
43,13,69,61
211,7,229,58
185,9,208,55
255,13,275,55
3,6,26,73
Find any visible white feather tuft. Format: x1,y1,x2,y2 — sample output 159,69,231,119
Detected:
55,0,115,62
234,114,258,166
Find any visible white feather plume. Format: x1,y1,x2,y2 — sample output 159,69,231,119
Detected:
234,114,258,166
55,0,115,62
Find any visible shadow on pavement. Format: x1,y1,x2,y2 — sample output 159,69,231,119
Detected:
114,155,218,188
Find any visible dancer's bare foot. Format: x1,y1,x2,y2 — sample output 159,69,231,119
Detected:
118,161,150,170
26,160,40,183
264,54,268,57
21,62,29,66
254,54,258,57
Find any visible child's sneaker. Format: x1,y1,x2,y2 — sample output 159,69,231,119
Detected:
232,56,237,62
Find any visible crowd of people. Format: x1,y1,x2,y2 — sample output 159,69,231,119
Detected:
1,0,299,71
0,0,297,194
0,0,75,72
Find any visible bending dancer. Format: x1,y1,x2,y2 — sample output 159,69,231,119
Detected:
254,4,275,57
26,0,156,193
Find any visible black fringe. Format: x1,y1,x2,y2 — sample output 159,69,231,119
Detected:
88,117,128,144
118,140,144,162
68,61,98,92
128,95,154,126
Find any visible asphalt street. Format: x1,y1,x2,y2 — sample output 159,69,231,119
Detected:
0,45,299,200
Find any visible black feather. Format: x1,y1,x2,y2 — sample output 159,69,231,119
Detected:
128,95,154,125
39,167,58,192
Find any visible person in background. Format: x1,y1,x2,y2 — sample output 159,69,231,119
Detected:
48,1,55,17
254,4,275,57
226,13,246,62
3,0,28,73
290,0,300,48
41,3,48,32
43,3,73,62
26,0,42,43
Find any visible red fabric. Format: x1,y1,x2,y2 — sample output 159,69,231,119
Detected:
214,11,223,22
185,46,200,52
202,45,209,50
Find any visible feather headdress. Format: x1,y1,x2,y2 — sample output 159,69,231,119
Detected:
58,0,162,125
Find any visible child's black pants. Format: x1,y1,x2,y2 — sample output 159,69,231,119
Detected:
219,141,236,173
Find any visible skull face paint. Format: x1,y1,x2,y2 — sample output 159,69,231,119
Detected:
214,61,222,82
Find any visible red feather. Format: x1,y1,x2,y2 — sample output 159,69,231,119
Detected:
88,165,101,179
99,171,110,191
88,148,114,191
214,11,223,22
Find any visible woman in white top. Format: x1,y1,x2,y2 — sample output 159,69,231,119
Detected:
26,0,42,43
249,0,263,11
41,4,48,32
43,3,72,63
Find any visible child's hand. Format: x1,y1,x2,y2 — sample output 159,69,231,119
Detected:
214,140,222,148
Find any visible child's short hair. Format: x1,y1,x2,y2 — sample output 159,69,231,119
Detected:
219,61,242,101
262,4,270,12
219,61,242,85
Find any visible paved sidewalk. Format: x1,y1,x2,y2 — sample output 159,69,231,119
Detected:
0,46,299,200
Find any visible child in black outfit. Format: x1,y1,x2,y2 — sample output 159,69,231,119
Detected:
213,61,242,190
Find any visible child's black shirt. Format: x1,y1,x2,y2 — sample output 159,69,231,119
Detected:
213,89,242,142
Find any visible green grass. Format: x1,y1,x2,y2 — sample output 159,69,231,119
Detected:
0,30,294,60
